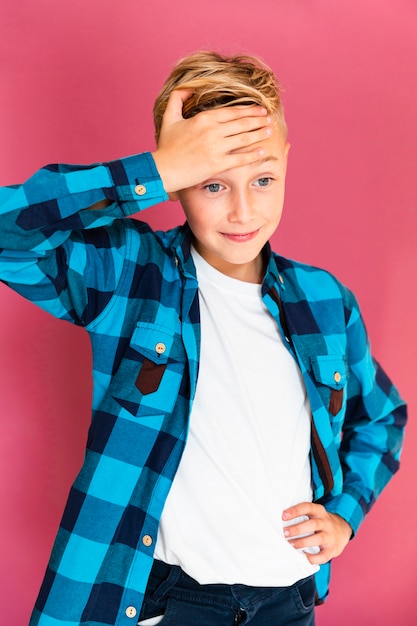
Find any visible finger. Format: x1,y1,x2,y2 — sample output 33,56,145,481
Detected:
218,146,268,171
222,118,273,142
305,549,329,565
215,104,269,123
283,502,318,521
218,113,272,139
284,519,318,539
163,88,194,124
184,108,271,143
288,532,323,551
225,129,273,155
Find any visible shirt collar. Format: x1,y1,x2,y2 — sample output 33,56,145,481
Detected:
171,224,284,291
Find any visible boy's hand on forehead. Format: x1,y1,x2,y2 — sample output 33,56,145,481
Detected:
152,89,272,195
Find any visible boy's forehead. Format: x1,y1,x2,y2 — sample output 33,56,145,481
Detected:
235,122,287,163
186,123,288,187
254,125,288,163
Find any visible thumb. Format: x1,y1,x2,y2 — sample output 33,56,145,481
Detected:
162,88,194,125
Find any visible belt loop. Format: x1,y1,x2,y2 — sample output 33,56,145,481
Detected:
153,562,182,602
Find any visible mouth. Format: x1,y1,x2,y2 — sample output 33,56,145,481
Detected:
220,229,260,243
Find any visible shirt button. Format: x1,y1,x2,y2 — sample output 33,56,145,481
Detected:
155,342,166,355
125,606,137,618
142,534,153,547
334,372,342,383
134,184,147,196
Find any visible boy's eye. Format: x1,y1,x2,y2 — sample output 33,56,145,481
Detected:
255,177,272,187
204,183,223,193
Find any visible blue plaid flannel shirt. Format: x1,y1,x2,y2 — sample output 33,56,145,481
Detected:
0,153,407,625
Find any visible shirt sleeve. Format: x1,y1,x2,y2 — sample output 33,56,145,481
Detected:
322,291,407,535
0,152,168,324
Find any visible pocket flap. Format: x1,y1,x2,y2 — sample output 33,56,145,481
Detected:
130,323,183,364
310,354,347,389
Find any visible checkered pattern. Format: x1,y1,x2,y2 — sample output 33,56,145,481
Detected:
0,153,406,624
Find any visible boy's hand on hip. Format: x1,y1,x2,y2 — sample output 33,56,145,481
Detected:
282,502,353,565
152,89,272,194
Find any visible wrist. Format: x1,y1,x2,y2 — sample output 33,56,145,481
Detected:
330,512,353,541
151,149,175,194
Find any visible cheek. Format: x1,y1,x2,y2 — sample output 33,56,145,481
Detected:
265,194,284,221
179,198,200,229
182,198,220,235
182,208,215,244
185,211,209,234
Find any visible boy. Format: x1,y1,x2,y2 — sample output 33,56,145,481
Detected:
0,51,406,626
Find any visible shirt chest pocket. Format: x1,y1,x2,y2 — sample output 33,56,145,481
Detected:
111,323,186,417
310,354,347,418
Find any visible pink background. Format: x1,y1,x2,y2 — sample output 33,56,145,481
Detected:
1,1,416,624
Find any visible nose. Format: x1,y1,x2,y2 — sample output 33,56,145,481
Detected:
228,188,255,224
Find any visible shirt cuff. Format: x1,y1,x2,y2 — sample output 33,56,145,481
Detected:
323,491,365,536
106,152,168,213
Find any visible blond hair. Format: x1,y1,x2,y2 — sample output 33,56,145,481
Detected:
153,50,287,142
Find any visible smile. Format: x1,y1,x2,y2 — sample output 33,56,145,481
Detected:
220,229,260,243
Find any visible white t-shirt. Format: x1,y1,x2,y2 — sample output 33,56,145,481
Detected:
154,248,319,586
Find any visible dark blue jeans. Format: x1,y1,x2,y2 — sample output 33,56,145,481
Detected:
138,560,316,626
